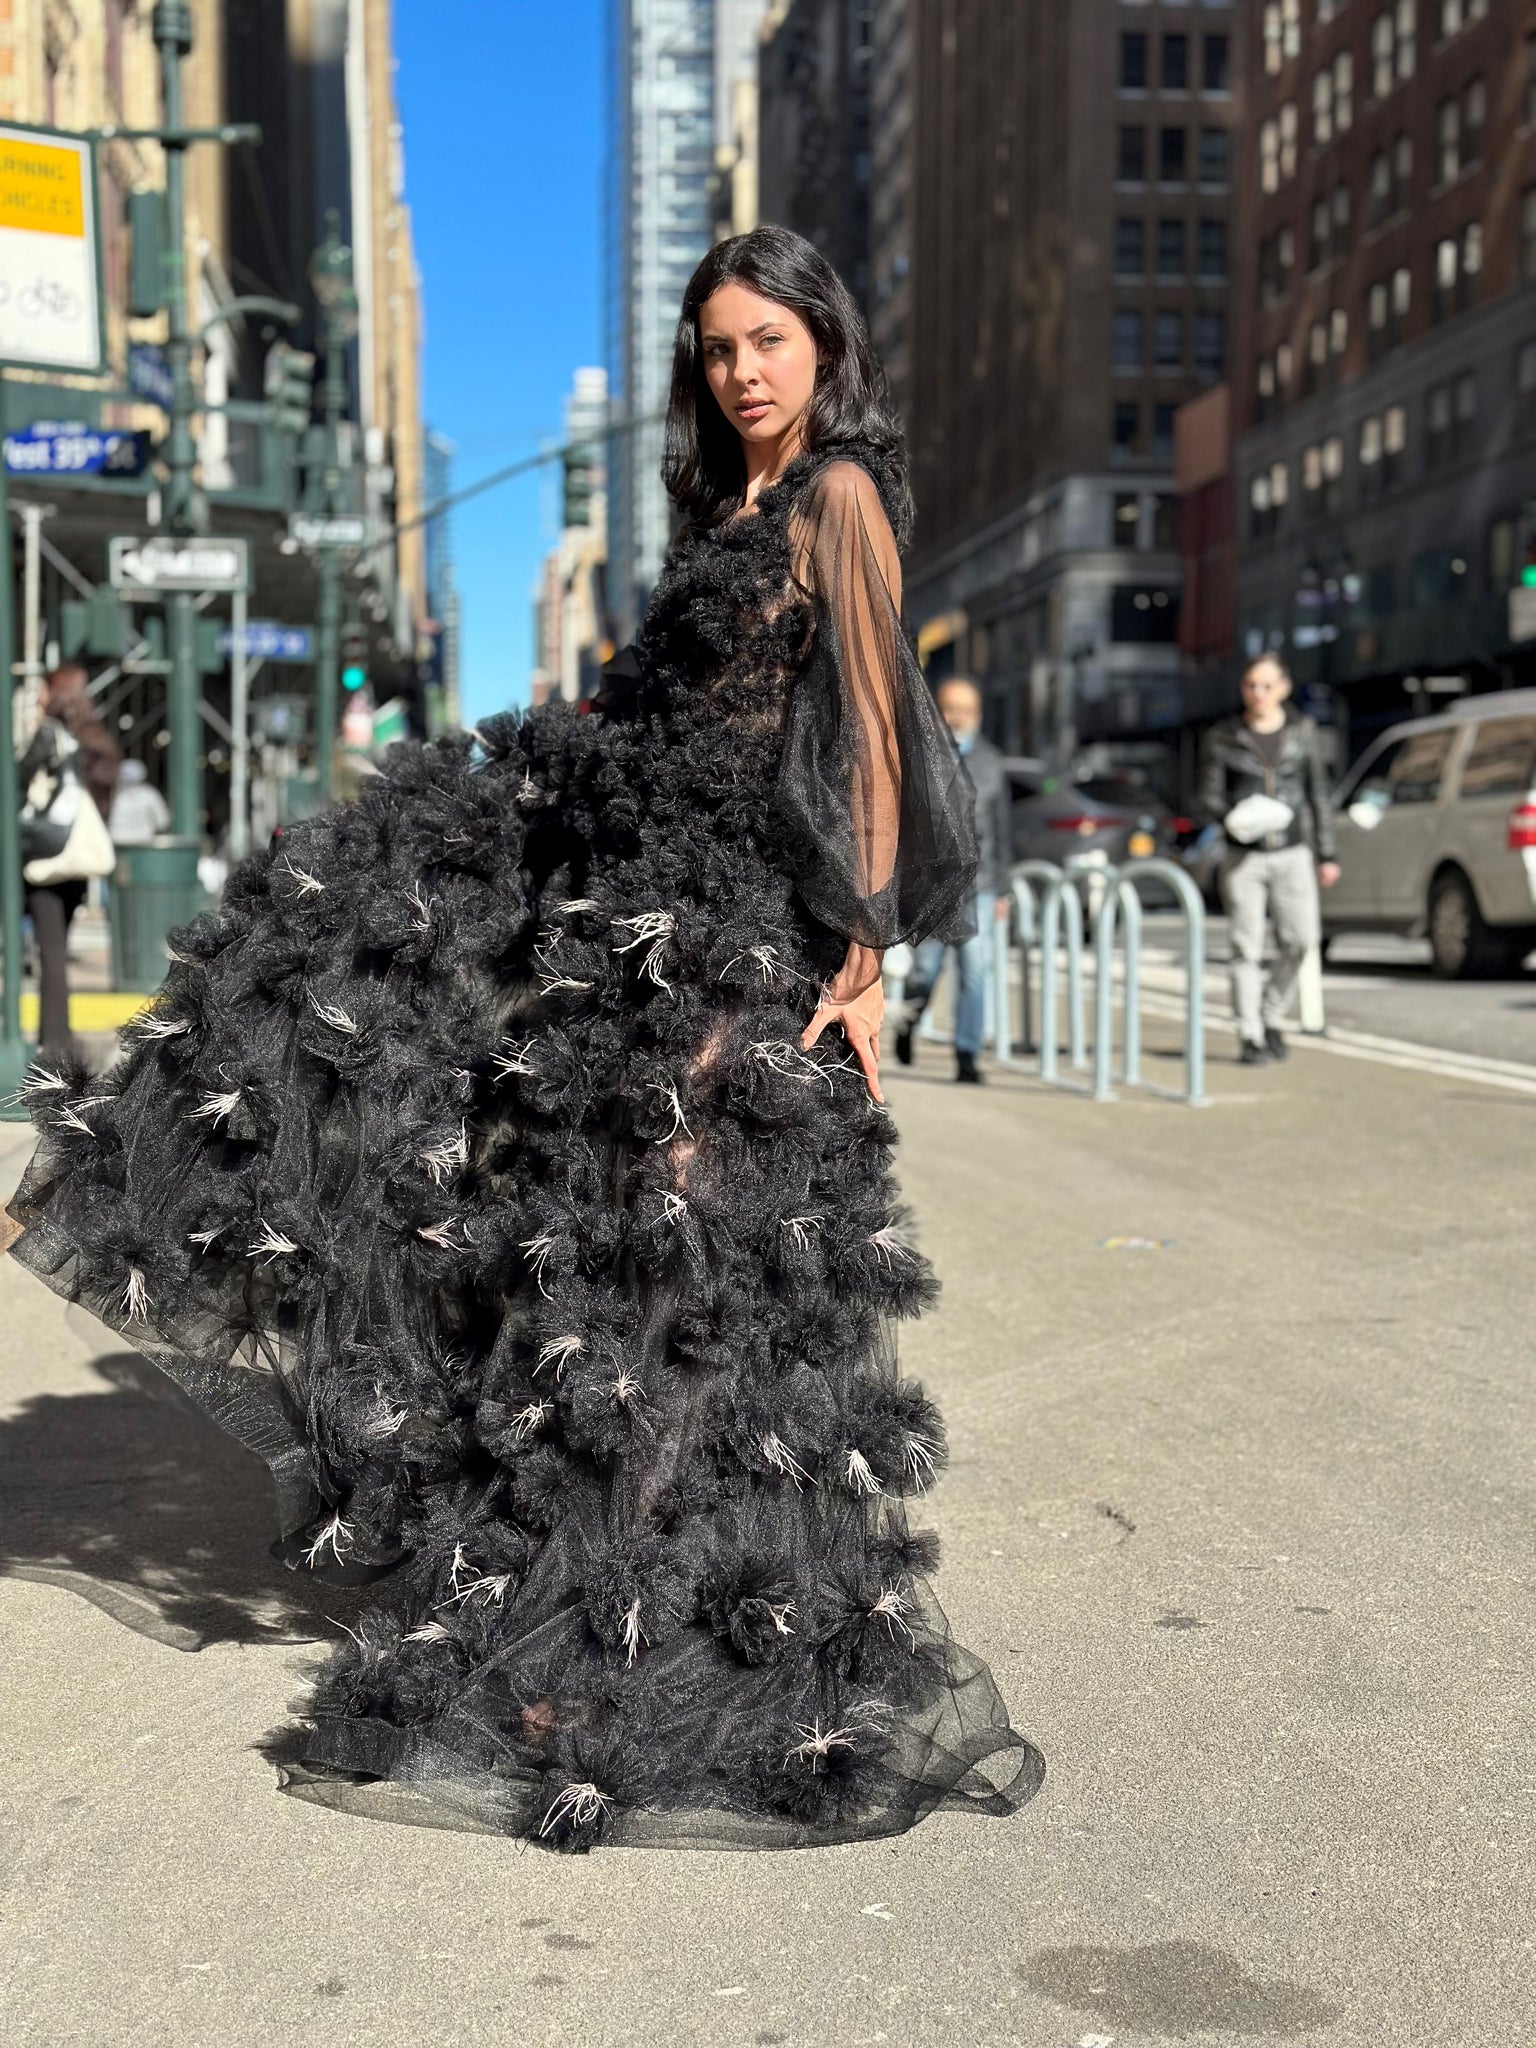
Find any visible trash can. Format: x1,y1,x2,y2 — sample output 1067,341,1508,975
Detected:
108,838,204,992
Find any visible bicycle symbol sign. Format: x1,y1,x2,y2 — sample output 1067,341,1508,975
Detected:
0,126,103,375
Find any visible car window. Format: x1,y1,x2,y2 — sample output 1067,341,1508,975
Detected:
1386,728,1455,806
1457,716,1536,800
1337,736,1400,808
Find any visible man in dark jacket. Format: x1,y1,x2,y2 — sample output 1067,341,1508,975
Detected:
895,677,1012,1083
1196,654,1339,1063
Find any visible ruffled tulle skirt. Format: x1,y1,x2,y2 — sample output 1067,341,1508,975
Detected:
6,709,1043,1850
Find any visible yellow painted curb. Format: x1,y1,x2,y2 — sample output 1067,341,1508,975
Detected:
19,991,153,1033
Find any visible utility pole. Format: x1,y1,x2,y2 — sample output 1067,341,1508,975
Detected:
307,212,360,802
153,0,201,840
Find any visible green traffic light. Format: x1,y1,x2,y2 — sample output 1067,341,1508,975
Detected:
1521,566,1536,589
342,665,367,690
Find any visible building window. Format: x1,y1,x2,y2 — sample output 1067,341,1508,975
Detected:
1313,66,1334,147
1197,217,1228,281
1310,195,1331,270
1359,412,1384,497
1383,402,1406,486
1436,97,1460,184
1426,371,1476,468
1113,493,1141,548
1263,0,1301,75
1153,309,1185,369
1518,339,1536,435
1160,125,1188,181
1372,0,1417,95
1369,147,1392,224
1162,33,1189,91
1195,309,1225,378
1367,269,1410,358
1118,125,1147,182
1433,223,1482,321
1334,51,1354,132
1157,217,1186,280
1120,31,1149,91
1330,307,1348,357
1333,182,1352,255
1152,495,1178,551
1440,0,1490,35
1261,118,1279,193
1463,77,1486,163
1203,33,1231,93
1115,216,1147,277
1250,461,1289,539
1151,402,1178,458
1198,127,1231,185
1114,310,1144,370
1113,400,1142,456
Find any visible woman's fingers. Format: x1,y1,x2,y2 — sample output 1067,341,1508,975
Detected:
847,1018,883,1104
800,1006,831,1051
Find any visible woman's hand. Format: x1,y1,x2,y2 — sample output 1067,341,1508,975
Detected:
802,977,886,1103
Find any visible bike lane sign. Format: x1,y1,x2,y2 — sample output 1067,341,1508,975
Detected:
0,124,104,375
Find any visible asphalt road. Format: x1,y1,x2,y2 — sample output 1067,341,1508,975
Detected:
1141,913,1536,1071
1,1018,1531,2048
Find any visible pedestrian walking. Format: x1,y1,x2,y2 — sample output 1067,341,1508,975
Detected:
107,759,171,847
6,225,1042,1852
15,665,120,1055
1197,654,1339,1064
894,677,1012,1083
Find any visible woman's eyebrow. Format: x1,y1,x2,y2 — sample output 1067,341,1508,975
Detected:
700,322,783,344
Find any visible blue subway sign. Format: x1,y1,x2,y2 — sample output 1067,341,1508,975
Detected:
216,621,314,663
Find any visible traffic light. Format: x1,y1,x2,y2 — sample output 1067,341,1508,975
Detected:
265,341,316,435
128,190,162,319
562,441,596,528
341,622,368,692
60,586,127,660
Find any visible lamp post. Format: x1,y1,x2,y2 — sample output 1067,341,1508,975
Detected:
307,211,360,802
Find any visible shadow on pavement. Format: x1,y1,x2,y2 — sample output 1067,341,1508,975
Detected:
0,1349,368,1654
1020,1939,1343,2036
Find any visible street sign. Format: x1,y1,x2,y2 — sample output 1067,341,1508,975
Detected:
217,620,313,663
1510,588,1536,645
128,342,174,409
5,420,149,477
109,535,251,593
288,511,368,549
0,123,105,374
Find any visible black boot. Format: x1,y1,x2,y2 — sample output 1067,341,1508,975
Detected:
1264,1026,1288,1061
895,1022,914,1067
1239,1038,1270,1066
956,1051,983,1084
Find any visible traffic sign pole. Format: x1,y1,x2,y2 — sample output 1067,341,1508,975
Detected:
229,585,249,862
0,370,27,1118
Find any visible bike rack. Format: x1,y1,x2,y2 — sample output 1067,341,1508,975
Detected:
997,857,1207,1106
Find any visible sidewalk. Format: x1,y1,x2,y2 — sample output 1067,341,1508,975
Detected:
0,1031,1529,2047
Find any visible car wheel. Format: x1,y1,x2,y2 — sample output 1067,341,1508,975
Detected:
1428,868,1506,979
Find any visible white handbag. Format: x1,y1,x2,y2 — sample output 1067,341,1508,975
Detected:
22,757,117,885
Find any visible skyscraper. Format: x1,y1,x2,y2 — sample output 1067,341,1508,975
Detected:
605,0,769,642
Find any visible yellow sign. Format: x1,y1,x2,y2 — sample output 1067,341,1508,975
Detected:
0,137,84,238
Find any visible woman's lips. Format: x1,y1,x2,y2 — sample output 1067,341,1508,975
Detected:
737,400,770,421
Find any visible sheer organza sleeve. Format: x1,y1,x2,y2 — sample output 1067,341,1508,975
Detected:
780,461,977,950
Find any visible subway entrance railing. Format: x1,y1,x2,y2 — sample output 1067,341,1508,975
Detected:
983,858,1209,1106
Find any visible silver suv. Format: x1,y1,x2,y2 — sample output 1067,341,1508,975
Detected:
1326,689,1536,978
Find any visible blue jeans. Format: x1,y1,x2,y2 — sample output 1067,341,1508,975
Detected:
903,893,995,1057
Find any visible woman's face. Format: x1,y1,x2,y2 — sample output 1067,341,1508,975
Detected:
699,281,818,452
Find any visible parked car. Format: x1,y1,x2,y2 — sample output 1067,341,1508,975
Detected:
1326,689,1536,977
1009,773,1189,876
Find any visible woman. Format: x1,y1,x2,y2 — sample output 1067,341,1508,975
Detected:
6,227,1042,1850
16,665,120,1054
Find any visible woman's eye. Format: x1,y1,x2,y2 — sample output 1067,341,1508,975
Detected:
760,334,781,349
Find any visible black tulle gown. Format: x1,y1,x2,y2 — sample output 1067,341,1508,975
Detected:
6,445,1044,1850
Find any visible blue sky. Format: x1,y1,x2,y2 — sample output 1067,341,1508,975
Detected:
395,1,604,726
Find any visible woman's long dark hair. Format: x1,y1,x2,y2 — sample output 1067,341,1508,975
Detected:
661,225,912,544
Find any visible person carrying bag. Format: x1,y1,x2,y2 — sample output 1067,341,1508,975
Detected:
14,666,120,1053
